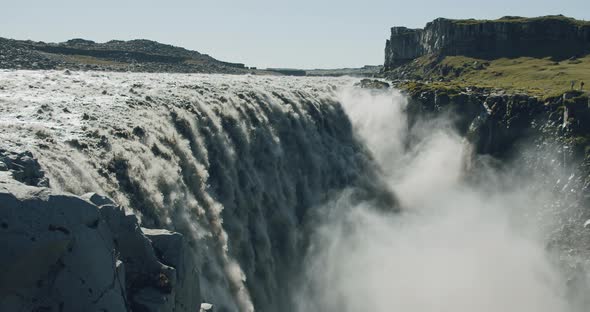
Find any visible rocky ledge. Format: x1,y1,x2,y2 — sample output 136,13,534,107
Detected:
401,84,590,158
0,150,201,312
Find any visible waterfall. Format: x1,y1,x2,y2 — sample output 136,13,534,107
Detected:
0,71,392,311
1,70,588,312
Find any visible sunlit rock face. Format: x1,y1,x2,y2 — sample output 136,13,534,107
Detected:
0,164,199,312
0,71,394,312
384,16,590,69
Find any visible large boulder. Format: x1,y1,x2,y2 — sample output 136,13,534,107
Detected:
99,204,178,312
81,192,117,207
0,149,49,187
0,177,127,312
355,79,390,90
143,229,200,312
0,160,200,311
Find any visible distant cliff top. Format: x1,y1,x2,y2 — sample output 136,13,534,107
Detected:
0,37,254,73
383,15,590,98
446,15,590,27
385,15,590,69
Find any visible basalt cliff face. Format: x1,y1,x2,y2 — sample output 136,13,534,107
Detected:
402,85,590,260
384,15,590,69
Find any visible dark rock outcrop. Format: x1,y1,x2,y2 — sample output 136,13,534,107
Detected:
402,85,590,159
0,149,49,187
354,79,390,90
385,15,590,69
0,152,200,312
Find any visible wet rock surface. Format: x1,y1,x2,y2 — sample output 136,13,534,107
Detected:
0,149,49,187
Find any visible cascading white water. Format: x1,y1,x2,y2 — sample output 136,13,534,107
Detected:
0,70,588,312
0,71,392,312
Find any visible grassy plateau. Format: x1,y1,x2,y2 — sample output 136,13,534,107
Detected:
399,54,590,99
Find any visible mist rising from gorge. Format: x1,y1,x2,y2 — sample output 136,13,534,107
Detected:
294,87,589,312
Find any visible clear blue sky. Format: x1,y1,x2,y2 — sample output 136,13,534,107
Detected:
1,0,589,69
